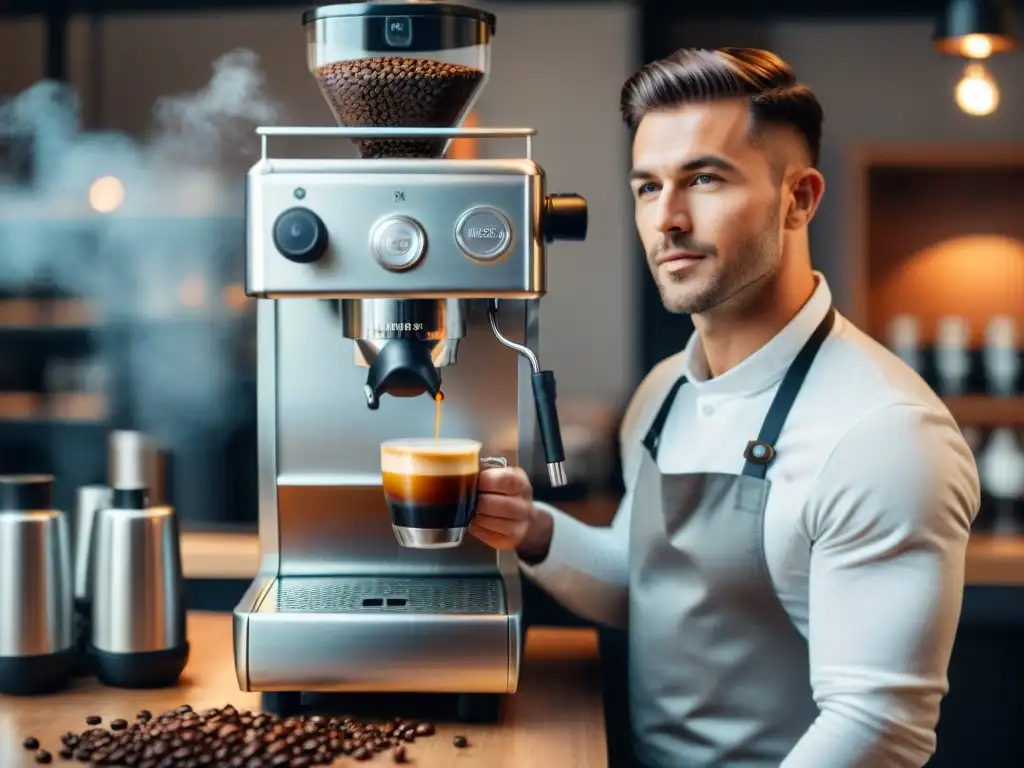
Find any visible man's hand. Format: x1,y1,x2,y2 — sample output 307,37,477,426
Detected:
470,467,553,563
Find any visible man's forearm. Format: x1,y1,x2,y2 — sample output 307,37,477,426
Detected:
781,707,935,768
515,500,631,629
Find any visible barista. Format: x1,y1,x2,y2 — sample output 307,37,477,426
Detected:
468,47,980,768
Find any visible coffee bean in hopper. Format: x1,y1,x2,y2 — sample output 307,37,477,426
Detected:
314,56,484,159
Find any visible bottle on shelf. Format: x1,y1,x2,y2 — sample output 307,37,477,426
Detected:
887,314,925,376
976,426,1024,536
983,316,1020,397
935,316,971,396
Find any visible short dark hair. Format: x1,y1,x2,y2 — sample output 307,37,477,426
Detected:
620,47,823,167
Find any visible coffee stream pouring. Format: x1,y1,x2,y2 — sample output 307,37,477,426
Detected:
234,0,587,720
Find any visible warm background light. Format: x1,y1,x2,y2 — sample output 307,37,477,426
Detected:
88,176,125,213
956,62,1000,115
222,283,249,312
178,276,207,309
960,33,994,58
872,235,1024,345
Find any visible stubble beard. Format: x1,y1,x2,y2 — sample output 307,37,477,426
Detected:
650,207,782,316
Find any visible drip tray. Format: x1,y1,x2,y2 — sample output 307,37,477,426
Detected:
274,577,505,615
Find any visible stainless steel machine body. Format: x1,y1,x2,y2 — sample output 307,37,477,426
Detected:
233,2,587,713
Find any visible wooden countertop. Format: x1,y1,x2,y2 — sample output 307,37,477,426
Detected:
181,496,1024,587
0,613,607,768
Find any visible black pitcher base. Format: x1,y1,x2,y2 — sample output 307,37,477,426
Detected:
0,647,76,696
89,643,189,689
260,691,504,724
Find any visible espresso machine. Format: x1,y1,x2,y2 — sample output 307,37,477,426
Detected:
233,1,587,720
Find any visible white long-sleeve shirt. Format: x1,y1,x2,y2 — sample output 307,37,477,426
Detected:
520,274,980,768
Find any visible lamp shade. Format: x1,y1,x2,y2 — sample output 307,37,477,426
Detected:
934,0,1017,56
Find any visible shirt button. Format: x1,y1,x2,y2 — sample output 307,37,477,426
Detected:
701,404,715,416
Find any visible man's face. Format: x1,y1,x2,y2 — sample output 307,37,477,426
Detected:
629,100,789,315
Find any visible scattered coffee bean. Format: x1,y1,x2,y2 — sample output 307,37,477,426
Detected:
43,704,446,767
454,734,469,748
23,736,39,750
84,715,101,726
35,750,52,764
414,722,435,736
315,57,485,159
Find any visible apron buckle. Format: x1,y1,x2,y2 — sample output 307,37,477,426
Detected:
743,439,775,464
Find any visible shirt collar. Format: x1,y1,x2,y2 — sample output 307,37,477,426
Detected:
680,271,834,397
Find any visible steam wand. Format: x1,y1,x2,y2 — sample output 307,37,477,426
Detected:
486,300,567,487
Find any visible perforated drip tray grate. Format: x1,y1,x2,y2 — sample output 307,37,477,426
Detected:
274,577,505,615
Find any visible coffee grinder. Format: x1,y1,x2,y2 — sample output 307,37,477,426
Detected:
233,0,587,720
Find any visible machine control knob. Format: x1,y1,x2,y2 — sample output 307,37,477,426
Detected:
455,206,513,261
371,216,427,271
543,194,588,243
273,207,328,263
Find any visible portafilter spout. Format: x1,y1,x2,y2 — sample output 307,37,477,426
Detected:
340,298,463,409
363,338,442,410
486,300,567,487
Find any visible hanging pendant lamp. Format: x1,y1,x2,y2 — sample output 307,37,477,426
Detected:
933,0,1017,58
934,0,1016,116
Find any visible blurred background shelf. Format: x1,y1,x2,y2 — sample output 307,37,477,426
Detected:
944,396,1024,427
849,142,1024,342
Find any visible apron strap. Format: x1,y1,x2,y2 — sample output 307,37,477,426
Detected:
642,376,688,462
741,307,837,480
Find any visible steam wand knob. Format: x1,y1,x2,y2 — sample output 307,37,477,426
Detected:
486,300,567,487
543,194,588,243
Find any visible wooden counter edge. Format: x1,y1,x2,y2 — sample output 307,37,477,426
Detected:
181,529,1024,587
0,613,608,768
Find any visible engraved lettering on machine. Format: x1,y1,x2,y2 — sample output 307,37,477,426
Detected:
377,322,425,333
467,227,503,240
456,205,513,261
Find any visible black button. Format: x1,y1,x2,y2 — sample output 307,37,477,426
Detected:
273,207,328,264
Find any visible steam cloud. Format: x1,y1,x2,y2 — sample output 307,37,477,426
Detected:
0,48,281,443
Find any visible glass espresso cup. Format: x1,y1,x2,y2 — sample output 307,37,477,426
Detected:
381,437,507,549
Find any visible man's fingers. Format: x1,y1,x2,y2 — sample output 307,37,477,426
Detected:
475,493,530,521
478,466,531,497
468,520,514,550
470,514,522,538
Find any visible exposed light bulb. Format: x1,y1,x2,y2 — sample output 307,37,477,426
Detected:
960,33,993,59
88,175,125,213
955,62,999,116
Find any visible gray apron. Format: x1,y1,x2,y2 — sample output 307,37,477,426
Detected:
629,308,836,768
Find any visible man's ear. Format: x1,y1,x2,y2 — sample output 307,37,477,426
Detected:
785,167,825,230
